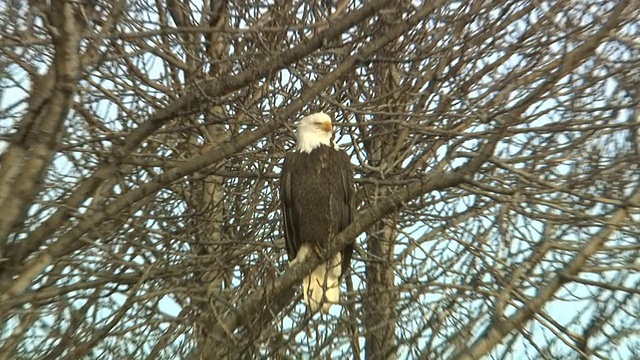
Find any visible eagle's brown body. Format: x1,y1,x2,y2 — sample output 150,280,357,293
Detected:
281,145,355,273
281,120,355,313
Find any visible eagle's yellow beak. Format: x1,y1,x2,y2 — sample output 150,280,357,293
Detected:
322,121,333,133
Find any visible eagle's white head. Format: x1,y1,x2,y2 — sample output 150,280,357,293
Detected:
295,112,333,153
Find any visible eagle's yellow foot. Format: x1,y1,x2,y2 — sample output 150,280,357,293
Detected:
313,246,322,257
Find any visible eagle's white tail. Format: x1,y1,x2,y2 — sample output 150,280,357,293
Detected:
303,252,342,314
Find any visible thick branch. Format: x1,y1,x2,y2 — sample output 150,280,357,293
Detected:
0,0,81,255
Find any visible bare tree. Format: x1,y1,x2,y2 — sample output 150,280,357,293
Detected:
1,0,638,359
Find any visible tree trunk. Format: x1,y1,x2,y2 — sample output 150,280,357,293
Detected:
364,215,398,360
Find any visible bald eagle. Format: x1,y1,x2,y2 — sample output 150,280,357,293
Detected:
280,112,355,314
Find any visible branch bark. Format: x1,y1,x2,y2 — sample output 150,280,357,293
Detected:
0,0,81,258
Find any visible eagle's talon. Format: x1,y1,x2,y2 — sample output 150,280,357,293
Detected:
313,246,324,261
